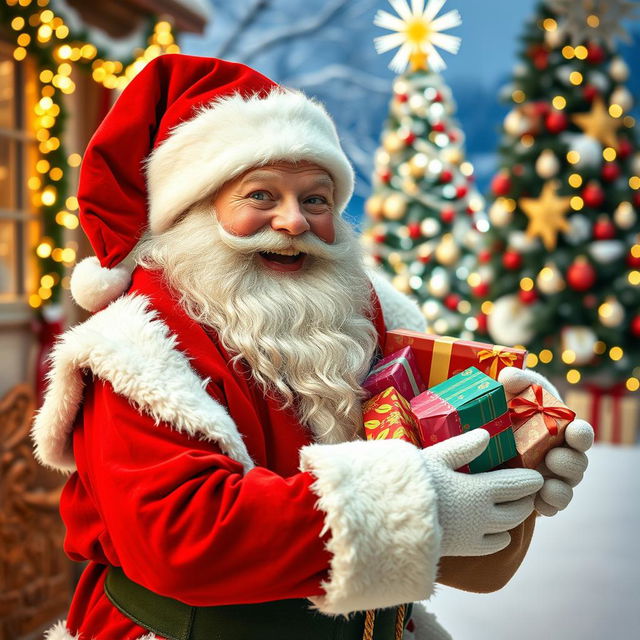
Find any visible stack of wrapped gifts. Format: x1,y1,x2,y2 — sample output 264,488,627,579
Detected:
361,329,575,472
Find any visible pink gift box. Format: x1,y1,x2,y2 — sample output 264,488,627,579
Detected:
363,346,425,401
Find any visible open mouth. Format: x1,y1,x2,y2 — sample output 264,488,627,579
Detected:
258,250,307,271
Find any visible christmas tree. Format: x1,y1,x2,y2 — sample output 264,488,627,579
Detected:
475,0,639,391
362,0,488,337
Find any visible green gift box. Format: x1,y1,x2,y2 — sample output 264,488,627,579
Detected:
411,367,517,473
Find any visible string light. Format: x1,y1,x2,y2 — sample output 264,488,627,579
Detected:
609,346,624,361
568,173,583,188
539,349,553,363
566,369,581,384
603,147,617,161
627,378,640,392
526,353,539,368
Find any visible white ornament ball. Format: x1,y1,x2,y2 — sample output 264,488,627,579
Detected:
588,240,625,264
545,26,564,49
435,235,460,266
392,274,412,294
609,58,629,83
504,109,529,137
422,299,442,321
509,231,539,253
564,214,591,245
421,218,441,238
589,71,610,93
487,295,535,346
428,269,451,298
598,296,624,328
567,134,601,168
613,201,636,229
489,200,512,227
610,86,633,113
562,326,597,366
535,149,560,178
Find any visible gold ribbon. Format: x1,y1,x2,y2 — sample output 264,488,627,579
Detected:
477,346,518,378
427,336,457,388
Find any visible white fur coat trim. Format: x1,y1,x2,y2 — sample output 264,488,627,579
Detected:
146,89,354,234
43,620,158,639
31,294,254,474
299,438,442,615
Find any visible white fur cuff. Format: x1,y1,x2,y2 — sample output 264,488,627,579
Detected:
70,256,132,312
43,620,159,639
299,439,442,615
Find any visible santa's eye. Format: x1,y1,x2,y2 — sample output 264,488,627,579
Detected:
248,191,270,201
305,196,328,205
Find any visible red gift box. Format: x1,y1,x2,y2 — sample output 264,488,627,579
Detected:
384,329,527,388
362,386,421,446
362,346,425,400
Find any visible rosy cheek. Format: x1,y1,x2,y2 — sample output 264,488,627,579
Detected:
223,209,265,237
312,214,335,244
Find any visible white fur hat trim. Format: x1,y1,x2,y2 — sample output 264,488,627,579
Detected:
70,256,132,312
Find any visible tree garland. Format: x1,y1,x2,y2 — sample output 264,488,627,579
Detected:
1,0,181,306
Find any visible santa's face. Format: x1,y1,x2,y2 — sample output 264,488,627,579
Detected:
212,161,336,273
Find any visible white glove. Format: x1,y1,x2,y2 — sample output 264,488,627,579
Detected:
498,367,595,517
421,429,543,557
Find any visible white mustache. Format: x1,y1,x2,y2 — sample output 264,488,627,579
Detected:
216,225,338,261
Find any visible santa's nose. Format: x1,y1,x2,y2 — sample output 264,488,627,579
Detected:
270,202,310,236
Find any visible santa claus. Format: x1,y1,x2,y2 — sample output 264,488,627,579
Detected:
33,55,593,640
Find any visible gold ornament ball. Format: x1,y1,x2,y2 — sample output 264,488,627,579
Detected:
535,149,560,179
428,272,450,298
609,57,629,82
536,263,565,294
489,200,512,227
598,296,624,328
442,148,463,165
383,131,404,154
435,234,460,266
365,194,385,221
544,26,564,49
392,274,412,294
383,193,408,220
613,201,636,229
408,153,428,178
504,109,528,137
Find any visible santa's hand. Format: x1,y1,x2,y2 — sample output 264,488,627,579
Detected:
421,429,543,557
498,367,595,517
535,419,594,516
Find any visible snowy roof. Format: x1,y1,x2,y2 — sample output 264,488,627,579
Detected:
172,0,213,20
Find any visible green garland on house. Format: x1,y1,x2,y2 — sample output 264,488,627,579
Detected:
1,0,180,306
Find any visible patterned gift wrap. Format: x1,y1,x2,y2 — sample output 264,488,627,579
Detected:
362,386,421,446
506,384,576,469
362,346,425,400
411,367,517,473
384,329,527,389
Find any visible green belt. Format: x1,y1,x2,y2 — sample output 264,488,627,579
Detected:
104,566,412,640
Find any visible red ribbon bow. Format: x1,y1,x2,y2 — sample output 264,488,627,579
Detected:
508,384,575,435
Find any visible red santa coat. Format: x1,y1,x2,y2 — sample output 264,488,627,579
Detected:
35,267,445,640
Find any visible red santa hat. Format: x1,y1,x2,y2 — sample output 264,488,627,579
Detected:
71,54,355,312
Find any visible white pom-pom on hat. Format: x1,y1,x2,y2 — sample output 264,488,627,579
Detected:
70,256,132,312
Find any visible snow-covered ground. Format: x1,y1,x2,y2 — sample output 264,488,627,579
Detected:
428,443,640,639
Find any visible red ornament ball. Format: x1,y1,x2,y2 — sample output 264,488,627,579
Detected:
396,93,409,103
432,122,446,133
566,259,596,291
593,217,616,240
631,315,640,338
433,91,442,103
583,85,598,102
439,169,453,183
379,168,392,184
449,130,459,143
633,192,640,208
373,231,386,244
545,110,568,134
582,182,605,209
403,131,417,145
532,101,550,118
627,249,640,269
440,207,456,224
586,43,605,64
456,184,468,198
502,250,523,270
472,282,489,298
491,172,511,196
601,162,621,182
512,164,525,177
618,138,633,159
444,294,461,311
478,249,492,264
407,222,421,239
519,289,538,305
476,313,488,333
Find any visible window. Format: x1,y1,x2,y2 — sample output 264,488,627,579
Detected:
0,41,39,308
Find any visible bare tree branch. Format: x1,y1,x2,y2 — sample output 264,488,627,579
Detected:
213,0,271,59
284,64,390,94
239,0,351,63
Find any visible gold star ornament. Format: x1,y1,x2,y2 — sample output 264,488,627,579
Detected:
572,97,624,148
519,181,572,251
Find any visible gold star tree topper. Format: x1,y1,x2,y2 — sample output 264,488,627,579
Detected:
374,0,462,73
519,181,572,250
572,97,625,148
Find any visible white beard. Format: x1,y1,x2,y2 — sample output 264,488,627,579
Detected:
135,203,378,444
